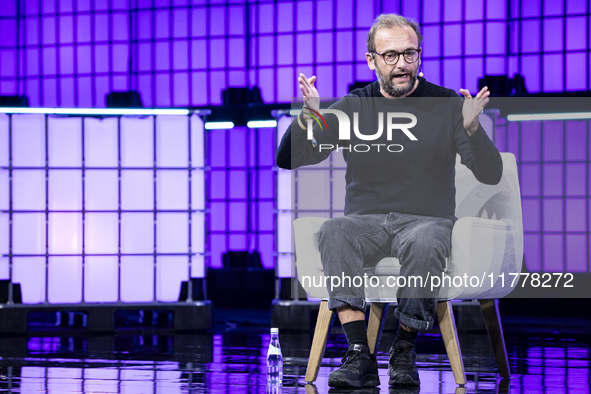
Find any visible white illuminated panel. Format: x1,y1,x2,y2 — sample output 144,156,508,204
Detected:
84,117,118,167
157,213,188,253
191,254,205,278
85,257,118,303
0,115,8,166
85,171,118,210
48,170,82,211
508,112,591,121
0,170,7,213
277,211,293,259
275,114,347,285
121,117,154,167
2,112,207,304
48,117,82,167
276,115,294,279
85,214,118,254
121,256,154,303
191,212,205,254
0,107,189,116
157,116,189,167
12,213,45,254
297,170,331,210
156,256,188,302
121,170,154,210
0,215,8,257
12,257,45,304
12,170,45,210
48,213,82,255
277,255,293,278
121,213,154,254
190,115,206,278
191,170,205,210
48,256,82,303
191,116,205,168
157,171,188,210
11,115,45,167
332,169,347,211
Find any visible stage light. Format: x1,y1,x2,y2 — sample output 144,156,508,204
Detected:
0,95,29,107
507,112,591,121
247,120,277,128
222,87,263,105
0,107,190,116
204,121,234,129
106,91,143,108
478,74,528,96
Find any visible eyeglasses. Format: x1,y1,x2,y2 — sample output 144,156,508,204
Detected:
373,49,421,65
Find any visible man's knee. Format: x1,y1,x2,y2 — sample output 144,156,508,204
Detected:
319,216,352,234
407,223,452,257
318,217,355,245
412,235,450,257
398,230,451,276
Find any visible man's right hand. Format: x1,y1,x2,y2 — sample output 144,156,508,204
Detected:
299,73,320,121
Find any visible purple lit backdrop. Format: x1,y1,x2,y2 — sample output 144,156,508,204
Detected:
0,0,590,105
0,0,589,283
205,126,276,269
494,118,590,272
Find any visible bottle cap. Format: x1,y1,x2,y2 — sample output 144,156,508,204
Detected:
270,327,279,334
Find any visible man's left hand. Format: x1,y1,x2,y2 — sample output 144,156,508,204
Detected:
459,86,490,136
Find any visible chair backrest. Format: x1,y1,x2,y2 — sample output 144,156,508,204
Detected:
443,152,524,300
293,152,524,301
454,152,522,228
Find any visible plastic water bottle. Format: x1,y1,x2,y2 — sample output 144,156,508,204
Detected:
266,327,283,383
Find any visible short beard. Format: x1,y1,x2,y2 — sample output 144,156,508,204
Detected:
376,67,418,97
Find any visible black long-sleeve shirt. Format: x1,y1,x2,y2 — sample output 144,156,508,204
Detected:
275,78,503,221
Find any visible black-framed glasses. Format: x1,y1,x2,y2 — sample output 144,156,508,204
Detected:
373,49,421,65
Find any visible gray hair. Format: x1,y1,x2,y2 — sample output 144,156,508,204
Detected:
367,14,423,55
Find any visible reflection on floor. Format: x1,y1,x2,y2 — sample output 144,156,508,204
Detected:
0,310,589,393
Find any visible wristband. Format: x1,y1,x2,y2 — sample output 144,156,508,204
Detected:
296,111,318,147
297,111,307,130
298,107,319,147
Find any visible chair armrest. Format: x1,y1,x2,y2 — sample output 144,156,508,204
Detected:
440,216,523,300
293,217,331,299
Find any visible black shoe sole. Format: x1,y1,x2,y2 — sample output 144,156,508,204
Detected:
328,373,380,388
389,373,420,387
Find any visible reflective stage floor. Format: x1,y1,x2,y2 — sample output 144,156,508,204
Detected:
0,309,589,393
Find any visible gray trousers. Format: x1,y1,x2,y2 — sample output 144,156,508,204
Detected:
318,212,454,331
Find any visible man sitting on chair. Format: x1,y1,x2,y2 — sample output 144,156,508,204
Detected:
275,14,502,388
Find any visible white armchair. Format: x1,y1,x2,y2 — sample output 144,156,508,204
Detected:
293,152,523,385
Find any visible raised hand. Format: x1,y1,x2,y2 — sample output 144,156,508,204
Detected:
299,73,320,117
459,86,490,136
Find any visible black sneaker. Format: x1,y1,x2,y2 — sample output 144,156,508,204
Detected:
388,340,420,387
327,343,380,388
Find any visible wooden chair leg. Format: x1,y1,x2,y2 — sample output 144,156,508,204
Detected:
305,300,334,383
479,299,511,378
304,384,318,394
436,300,466,386
367,302,386,354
